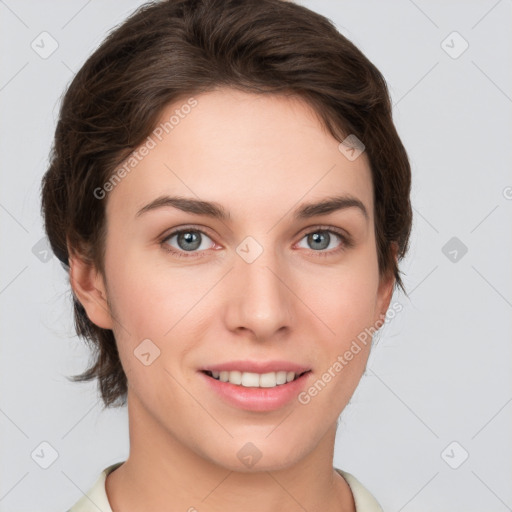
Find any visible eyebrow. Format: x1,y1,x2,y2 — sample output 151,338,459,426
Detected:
135,194,368,221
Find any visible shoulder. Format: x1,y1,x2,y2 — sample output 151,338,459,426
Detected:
334,467,384,512
67,461,124,512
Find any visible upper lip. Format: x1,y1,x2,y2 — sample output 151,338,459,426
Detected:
200,360,311,374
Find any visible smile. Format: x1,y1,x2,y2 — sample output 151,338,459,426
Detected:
203,370,308,388
200,369,312,412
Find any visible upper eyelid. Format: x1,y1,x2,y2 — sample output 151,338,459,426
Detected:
161,225,216,243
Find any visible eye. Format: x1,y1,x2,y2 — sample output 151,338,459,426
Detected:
296,228,350,255
161,228,216,258
160,225,352,259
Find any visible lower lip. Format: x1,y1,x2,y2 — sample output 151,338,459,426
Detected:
199,371,312,412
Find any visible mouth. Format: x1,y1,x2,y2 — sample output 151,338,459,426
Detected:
199,368,313,411
201,369,311,388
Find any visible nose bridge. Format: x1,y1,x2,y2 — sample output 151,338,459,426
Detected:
226,235,293,337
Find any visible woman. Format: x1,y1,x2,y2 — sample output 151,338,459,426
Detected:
41,0,412,510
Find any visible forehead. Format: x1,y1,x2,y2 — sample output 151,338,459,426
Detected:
106,88,374,225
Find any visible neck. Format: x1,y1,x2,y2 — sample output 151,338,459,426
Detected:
105,391,355,512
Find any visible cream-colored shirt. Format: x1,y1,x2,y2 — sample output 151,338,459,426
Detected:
68,462,383,512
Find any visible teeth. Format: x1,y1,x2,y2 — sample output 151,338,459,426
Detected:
242,372,258,387
209,370,302,388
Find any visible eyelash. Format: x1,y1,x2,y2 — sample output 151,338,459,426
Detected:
159,225,353,259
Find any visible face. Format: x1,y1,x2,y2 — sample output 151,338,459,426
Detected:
78,88,394,472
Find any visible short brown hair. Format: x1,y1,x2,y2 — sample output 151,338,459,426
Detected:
41,0,412,408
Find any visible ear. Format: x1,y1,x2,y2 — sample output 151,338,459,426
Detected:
374,242,398,324
69,251,114,330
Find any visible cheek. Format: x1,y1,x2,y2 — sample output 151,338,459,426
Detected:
301,269,378,407
302,253,380,341
104,239,172,319
103,247,213,364
101,247,171,354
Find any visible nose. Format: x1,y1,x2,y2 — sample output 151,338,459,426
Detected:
223,246,294,341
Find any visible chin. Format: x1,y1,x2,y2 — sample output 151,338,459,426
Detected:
200,434,310,473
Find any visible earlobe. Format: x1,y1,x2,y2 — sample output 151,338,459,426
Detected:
69,252,114,330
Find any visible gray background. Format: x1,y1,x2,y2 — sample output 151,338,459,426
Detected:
1,1,511,511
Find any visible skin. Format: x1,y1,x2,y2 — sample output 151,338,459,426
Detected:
71,87,395,512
